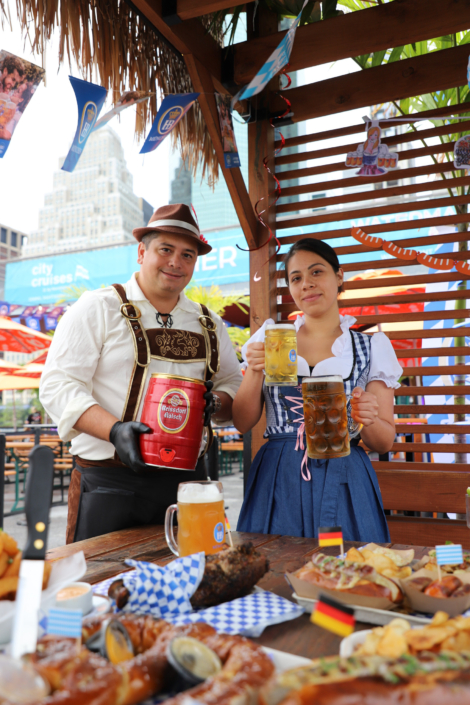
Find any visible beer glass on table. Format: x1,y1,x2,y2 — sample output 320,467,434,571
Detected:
265,324,298,386
165,481,226,556
302,375,362,460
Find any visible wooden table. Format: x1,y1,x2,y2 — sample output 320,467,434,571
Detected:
47,529,431,660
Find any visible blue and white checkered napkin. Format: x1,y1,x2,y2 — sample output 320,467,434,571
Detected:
94,555,205,619
92,557,303,637
166,590,304,638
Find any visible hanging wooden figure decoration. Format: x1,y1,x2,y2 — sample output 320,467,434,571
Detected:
346,121,398,176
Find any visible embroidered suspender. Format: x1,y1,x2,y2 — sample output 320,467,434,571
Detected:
111,284,220,424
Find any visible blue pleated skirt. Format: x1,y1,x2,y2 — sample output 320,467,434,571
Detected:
237,433,390,542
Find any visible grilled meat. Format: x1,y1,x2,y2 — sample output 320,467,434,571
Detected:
190,542,270,609
108,543,270,610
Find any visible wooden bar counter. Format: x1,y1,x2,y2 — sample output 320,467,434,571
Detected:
47,528,431,660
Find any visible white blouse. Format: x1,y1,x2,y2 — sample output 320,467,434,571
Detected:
241,314,402,389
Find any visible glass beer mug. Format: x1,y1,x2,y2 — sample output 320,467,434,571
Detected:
265,324,298,386
302,375,362,460
165,481,226,556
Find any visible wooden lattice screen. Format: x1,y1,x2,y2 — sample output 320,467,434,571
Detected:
272,103,470,548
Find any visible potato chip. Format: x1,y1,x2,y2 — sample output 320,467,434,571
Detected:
346,547,364,563
356,630,383,656
0,577,18,599
430,611,449,627
0,552,9,579
3,534,18,557
406,625,457,652
441,630,470,652
4,552,21,578
386,618,411,634
376,628,409,659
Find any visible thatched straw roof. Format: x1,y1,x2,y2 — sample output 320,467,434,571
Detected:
1,0,219,182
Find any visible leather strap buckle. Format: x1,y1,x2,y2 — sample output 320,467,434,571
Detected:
198,314,217,331
120,303,142,320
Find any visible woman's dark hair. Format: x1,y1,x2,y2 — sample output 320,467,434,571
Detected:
283,238,344,294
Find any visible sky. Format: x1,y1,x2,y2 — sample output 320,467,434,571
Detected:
0,11,171,235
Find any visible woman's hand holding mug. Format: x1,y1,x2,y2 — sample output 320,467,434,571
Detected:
246,342,266,373
350,386,379,427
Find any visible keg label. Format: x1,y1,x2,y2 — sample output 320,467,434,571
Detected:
158,388,190,434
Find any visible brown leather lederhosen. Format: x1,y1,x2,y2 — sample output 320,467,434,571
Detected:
66,284,220,543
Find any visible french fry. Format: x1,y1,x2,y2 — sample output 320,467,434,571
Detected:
0,577,18,599
3,533,18,557
42,561,52,589
0,552,9,579
4,551,21,578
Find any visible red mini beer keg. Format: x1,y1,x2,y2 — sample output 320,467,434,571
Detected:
140,374,206,470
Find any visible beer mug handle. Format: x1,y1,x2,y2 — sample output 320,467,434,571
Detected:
164,504,179,556
345,395,363,440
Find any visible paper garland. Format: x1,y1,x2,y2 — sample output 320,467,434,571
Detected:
351,227,470,274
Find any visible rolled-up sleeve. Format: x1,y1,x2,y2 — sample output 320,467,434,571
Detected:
39,292,105,441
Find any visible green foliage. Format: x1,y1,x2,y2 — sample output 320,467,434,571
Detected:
185,283,250,360
185,283,249,318
226,326,251,361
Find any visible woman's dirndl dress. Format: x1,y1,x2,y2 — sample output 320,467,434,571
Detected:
237,315,403,542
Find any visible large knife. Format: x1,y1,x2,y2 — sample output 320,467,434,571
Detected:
11,445,54,659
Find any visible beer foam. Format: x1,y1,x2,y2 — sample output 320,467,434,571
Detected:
178,482,223,504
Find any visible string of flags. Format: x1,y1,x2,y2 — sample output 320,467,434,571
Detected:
352,227,470,275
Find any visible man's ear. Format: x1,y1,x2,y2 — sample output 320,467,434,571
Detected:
137,242,145,265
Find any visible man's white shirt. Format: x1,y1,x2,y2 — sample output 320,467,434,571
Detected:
39,273,243,460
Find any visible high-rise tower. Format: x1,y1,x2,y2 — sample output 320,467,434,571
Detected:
24,127,147,256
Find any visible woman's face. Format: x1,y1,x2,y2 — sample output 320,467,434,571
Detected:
287,250,343,318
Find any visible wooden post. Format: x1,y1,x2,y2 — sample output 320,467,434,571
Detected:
247,6,279,459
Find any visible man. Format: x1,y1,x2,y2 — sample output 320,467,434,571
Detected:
40,204,242,543
0,55,24,94
26,406,42,425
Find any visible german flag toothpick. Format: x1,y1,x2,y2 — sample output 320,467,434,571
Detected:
318,526,344,555
311,595,355,637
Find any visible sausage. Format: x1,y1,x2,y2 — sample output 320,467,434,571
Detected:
277,674,470,705
452,583,470,598
406,577,433,593
424,575,462,598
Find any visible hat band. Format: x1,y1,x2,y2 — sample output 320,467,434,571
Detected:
149,218,200,237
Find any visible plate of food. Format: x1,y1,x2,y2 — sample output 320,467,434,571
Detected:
286,544,413,624
0,533,86,644
339,611,470,659
17,611,311,705
259,648,470,704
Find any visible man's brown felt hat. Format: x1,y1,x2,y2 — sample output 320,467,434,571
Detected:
132,203,212,255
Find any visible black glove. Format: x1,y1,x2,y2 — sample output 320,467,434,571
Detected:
203,380,214,427
109,421,152,474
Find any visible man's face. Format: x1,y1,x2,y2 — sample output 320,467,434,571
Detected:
137,232,198,296
1,68,20,92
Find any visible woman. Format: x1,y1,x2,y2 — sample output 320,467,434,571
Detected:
233,238,402,542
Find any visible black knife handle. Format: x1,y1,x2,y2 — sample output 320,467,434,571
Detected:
23,446,54,561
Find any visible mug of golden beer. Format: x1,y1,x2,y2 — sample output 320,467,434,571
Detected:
302,375,362,460
265,324,298,386
165,481,226,556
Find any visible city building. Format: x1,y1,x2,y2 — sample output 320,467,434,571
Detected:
0,223,27,298
23,127,149,256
